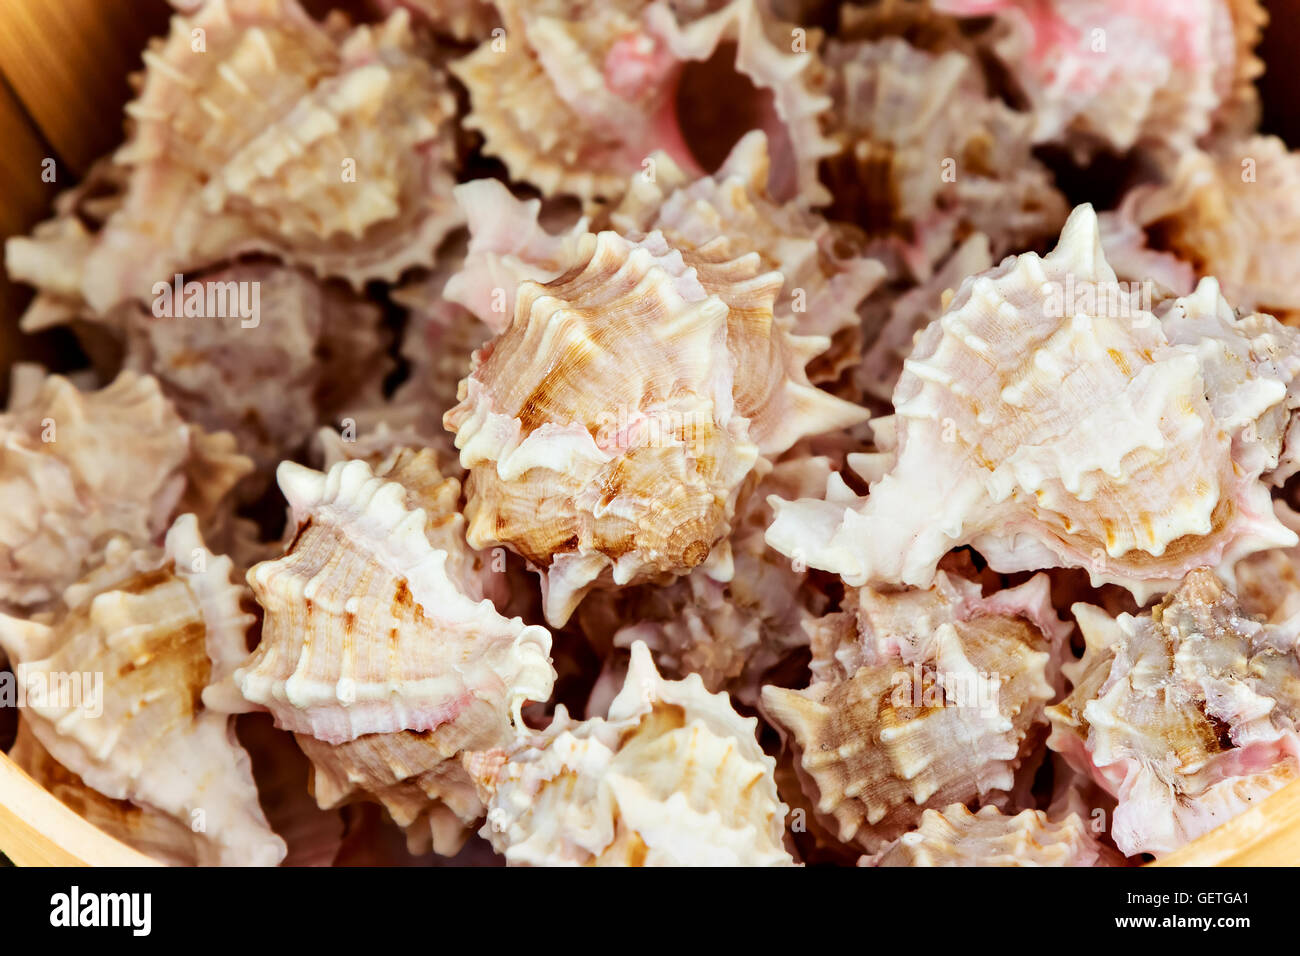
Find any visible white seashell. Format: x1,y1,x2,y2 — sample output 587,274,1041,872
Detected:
0,515,284,865
1047,568,1300,858
767,205,1300,602
0,369,251,609
862,804,1122,867
232,452,554,743
444,227,867,625
468,641,794,865
762,571,1067,851
452,0,836,205
79,0,461,310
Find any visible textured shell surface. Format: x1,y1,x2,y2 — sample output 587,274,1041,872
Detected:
0,515,284,866
377,0,499,43
1047,568,1300,857
1118,135,1300,321
767,205,1300,601
452,0,836,205
761,570,1067,851
0,369,251,609
444,225,867,626
609,453,835,701
820,34,1066,279
934,0,1266,160
609,130,885,368
81,0,461,311
468,641,794,866
863,803,1122,867
232,451,554,743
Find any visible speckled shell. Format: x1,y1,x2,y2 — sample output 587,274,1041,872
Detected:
0,515,284,866
609,454,834,700
761,571,1067,851
445,227,867,625
468,641,794,865
1047,569,1300,857
79,0,461,311
452,0,836,205
1117,136,1300,322
934,0,1266,161
767,205,1300,601
231,451,554,743
819,35,1066,279
0,369,252,609
863,804,1121,866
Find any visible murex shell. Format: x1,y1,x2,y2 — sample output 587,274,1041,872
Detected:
453,0,835,205
1047,569,1300,858
81,0,461,311
0,368,251,609
444,224,867,626
762,570,1068,851
768,205,1300,601
863,803,1120,867
467,641,794,865
228,449,555,743
0,515,284,865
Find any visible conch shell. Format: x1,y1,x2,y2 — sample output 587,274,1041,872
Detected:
445,226,867,625
762,571,1067,851
0,515,284,865
933,0,1267,161
1047,568,1300,857
80,0,461,311
452,0,835,204
819,34,1066,278
0,368,251,609
1114,136,1300,322
767,205,1300,602
468,641,794,865
862,804,1121,867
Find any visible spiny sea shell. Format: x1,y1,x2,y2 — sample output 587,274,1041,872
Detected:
444,227,867,625
608,454,835,700
862,804,1122,867
80,0,461,311
1047,568,1300,857
1234,504,1300,624
377,0,499,43
767,205,1300,602
934,0,1267,161
452,0,836,204
819,34,1066,279
0,368,251,609
230,451,553,743
467,641,794,865
610,130,884,372
761,571,1067,850
0,515,284,865
1115,135,1300,323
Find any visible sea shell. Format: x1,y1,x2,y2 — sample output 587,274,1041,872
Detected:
761,570,1067,851
819,34,1066,279
1114,136,1300,323
767,205,1300,602
78,0,461,311
1234,504,1300,624
609,130,886,376
933,0,1267,161
857,231,993,403
444,226,867,625
467,640,794,865
862,804,1121,866
0,368,251,609
376,0,499,43
607,454,835,700
229,450,554,742
451,0,836,205
0,515,284,865
1047,568,1300,857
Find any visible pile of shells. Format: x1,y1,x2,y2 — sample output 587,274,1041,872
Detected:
2,0,1297,866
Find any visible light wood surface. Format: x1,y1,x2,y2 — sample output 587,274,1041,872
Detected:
1151,776,1300,867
